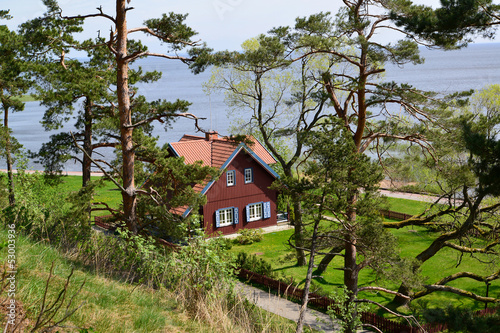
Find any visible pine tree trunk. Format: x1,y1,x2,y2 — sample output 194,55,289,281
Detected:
292,192,307,266
116,0,138,234
82,97,92,188
343,198,359,333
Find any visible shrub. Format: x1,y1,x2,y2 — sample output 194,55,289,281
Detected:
77,228,170,287
421,305,500,333
1,172,93,249
236,251,274,278
235,228,263,245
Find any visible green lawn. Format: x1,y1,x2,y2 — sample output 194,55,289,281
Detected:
230,201,499,314
385,197,431,215
36,174,122,217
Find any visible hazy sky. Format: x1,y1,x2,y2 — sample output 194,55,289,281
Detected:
3,0,493,53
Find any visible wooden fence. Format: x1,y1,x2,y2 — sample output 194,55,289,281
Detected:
238,268,498,333
380,209,414,221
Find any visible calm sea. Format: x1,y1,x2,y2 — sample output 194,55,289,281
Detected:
4,43,500,172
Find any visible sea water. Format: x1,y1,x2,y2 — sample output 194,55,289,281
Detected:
4,43,500,172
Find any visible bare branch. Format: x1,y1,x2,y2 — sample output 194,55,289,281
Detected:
60,6,116,24
358,286,411,299
414,284,500,303
70,132,125,193
124,112,206,131
443,241,499,255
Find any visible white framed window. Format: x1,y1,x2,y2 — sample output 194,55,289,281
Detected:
244,168,253,184
247,203,263,222
246,201,271,222
218,208,233,226
215,207,239,227
226,170,235,186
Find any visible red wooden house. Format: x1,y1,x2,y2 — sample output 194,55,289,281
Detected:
168,132,280,236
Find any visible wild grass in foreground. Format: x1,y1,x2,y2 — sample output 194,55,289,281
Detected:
0,226,303,332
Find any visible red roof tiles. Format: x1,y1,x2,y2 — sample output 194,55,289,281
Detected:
169,133,276,168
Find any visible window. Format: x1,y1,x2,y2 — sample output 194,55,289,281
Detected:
246,201,271,222
244,168,253,184
226,170,235,186
216,207,239,227
246,203,262,222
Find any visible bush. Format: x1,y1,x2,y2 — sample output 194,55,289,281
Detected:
420,305,500,333
236,251,274,277
1,172,93,248
77,228,170,287
235,228,263,245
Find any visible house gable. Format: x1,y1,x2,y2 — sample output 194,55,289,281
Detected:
202,149,279,235
168,132,280,235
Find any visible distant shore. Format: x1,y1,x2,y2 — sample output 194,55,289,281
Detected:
0,169,104,176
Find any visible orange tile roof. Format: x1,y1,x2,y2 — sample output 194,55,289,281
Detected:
169,134,276,168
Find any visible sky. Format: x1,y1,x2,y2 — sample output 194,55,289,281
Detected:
2,0,472,54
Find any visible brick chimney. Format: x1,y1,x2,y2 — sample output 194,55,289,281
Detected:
205,131,218,141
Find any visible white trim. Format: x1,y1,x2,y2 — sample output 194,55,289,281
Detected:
218,207,234,227
226,170,235,186
244,168,253,184
247,202,263,222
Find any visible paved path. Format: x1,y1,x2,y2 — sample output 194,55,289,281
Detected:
235,282,340,332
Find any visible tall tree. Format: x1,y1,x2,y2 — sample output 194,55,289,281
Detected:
382,85,500,307
0,10,31,205
209,38,331,266
36,0,211,233
214,0,444,298
31,38,161,187
285,117,420,333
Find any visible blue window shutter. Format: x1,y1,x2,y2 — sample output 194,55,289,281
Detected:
246,204,250,221
215,209,220,228
233,207,239,224
263,201,271,219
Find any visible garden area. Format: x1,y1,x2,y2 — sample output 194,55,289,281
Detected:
228,198,499,321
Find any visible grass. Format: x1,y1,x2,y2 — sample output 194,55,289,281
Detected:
57,175,122,216
0,228,189,332
385,197,431,215
0,227,301,332
19,174,123,217
229,197,499,314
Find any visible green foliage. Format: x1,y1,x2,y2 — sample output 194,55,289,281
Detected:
235,228,264,245
164,233,236,312
76,227,170,287
1,170,93,248
144,13,197,51
327,286,369,333
389,0,500,49
461,85,500,196
419,305,500,333
236,251,275,277
134,146,218,240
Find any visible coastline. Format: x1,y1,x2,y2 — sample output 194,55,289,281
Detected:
0,169,104,176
